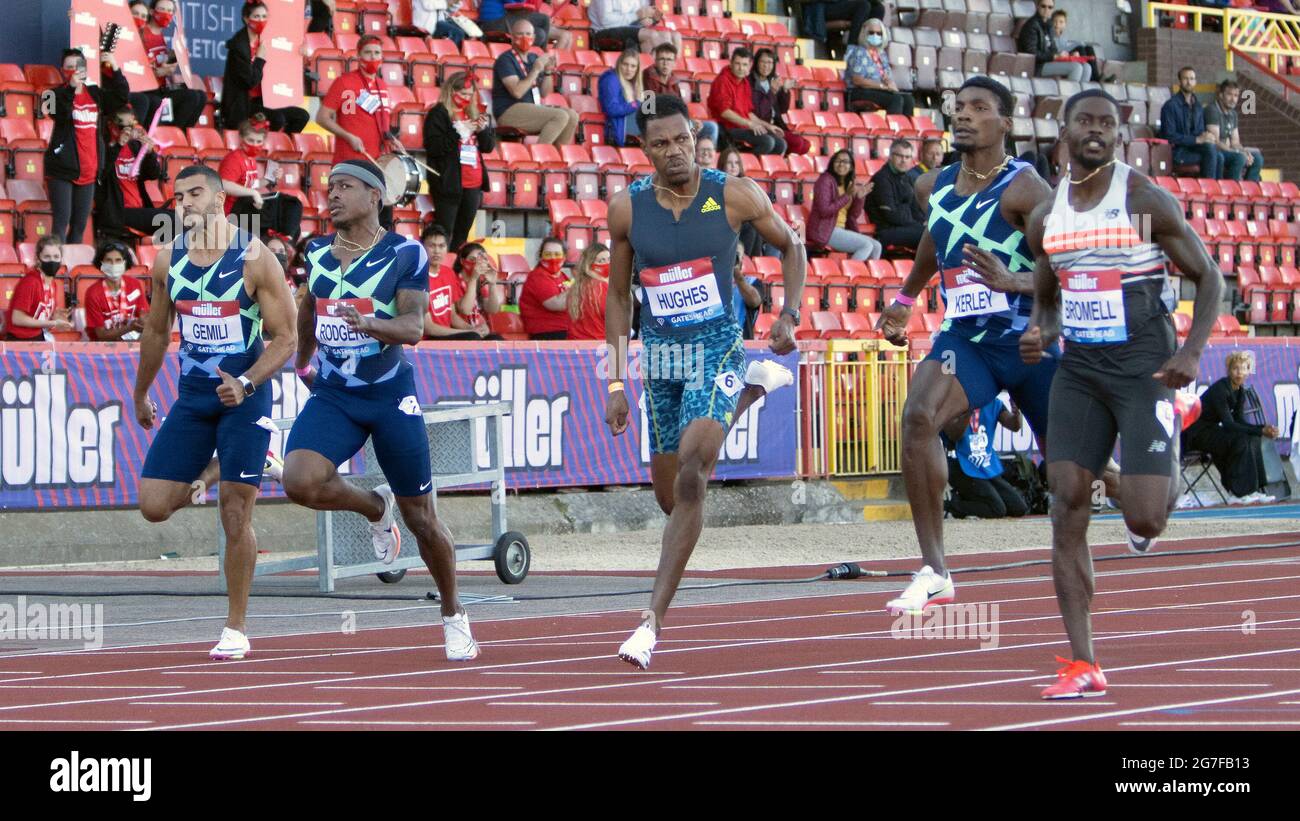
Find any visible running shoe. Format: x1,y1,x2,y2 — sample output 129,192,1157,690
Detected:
1125,528,1156,555
443,611,480,661
1041,655,1108,699
209,627,250,661
370,484,401,565
745,359,794,393
263,451,284,484
885,565,955,616
618,622,658,670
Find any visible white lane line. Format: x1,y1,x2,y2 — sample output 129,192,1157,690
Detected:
490,701,720,707
129,701,345,707
314,685,525,691
0,671,44,674
1120,721,1300,727
160,670,357,676
299,720,536,727
0,719,153,725
1099,683,1270,688
1178,668,1300,672
979,686,1300,731
821,669,1037,674
875,700,1117,706
481,671,687,676
696,721,951,727
666,685,886,690
0,685,186,690
1276,701,1300,705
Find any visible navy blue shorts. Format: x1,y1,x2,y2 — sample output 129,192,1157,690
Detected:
141,379,274,487
285,368,432,497
923,331,1060,445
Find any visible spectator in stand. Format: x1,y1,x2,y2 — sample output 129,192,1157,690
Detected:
219,116,304,241
424,72,496,253
83,240,149,342
412,1,471,47
866,138,926,253
566,243,610,341
492,19,579,145
1184,351,1280,504
642,43,719,144
4,237,72,341
453,242,504,335
317,35,397,163
96,105,170,240
264,233,299,292
599,49,645,147
696,135,718,168
478,0,573,50
1018,0,1088,83
1160,66,1223,179
308,0,335,34
133,0,209,129
48,49,128,244
941,397,1028,520
423,225,496,339
844,20,914,116
731,249,763,340
799,1,879,57
519,238,572,339
1206,79,1265,183
751,48,810,156
1050,10,1104,83
221,1,309,133
911,137,946,182
129,0,150,29
808,149,880,260
588,0,681,54
709,47,786,155
717,148,765,258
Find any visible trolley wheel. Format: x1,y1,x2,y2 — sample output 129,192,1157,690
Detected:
376,569,407,584
493,531,530,584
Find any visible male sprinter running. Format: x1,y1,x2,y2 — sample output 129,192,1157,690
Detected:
877,76,1055,615
134,164,297,660
605,94,806,669
283,160,479,661
1021,90,1223,698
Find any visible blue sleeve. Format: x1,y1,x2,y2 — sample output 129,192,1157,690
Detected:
396,240,429,291
598,71,639,117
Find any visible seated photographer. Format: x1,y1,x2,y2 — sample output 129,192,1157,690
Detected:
942,396,1028,520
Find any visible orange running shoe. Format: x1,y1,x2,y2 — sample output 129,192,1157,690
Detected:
1040,656,1108,699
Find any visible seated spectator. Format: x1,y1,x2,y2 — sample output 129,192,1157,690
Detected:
1206,79,1264,183
798,1,880,57
1159,66,1222,179
941,396,1028,519
453,242,505,335
97,105,170,241
751,48,810,156
642,43,718,144
519,238,572,339
264,233,300,292
478,0,573,50
844,20,914,116
866,138,926,253
221,2,310,133
219,117,304,241
731,249,762,340
423,225,496,339
598,49,644,147
1050,10,1104,82
83,240,149,341
1018,0,1088,83
567,243,610,341
308,0,335,34
4,237,72,340
424,72,496,252
317,35,398,163
589,0,681,54
1184,351,1280,503
808,149,881,260
492,19,579,145
717,148,765,258
910,137,946,182
708,48,786,155
696,135,718,169
412,1,472,47
132,0,210,129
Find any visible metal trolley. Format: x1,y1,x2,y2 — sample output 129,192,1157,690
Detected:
218,401,531,593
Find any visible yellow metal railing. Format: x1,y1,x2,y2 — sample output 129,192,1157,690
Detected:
1146,3,1300,72
821,340,911,476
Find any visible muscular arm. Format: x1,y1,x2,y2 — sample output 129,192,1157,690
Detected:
242,239,298,387
316,105,359,148
358,288,427,346
295,287,318,371
731,176,805,314
994,167,1055,296
897,170,940,300
1024,199,1061,345
133,246,177,402
604,192,634,380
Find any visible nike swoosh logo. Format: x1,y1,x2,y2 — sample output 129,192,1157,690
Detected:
366,257,387,268
240,471,259,479
218,269,242,279
419,481,432,492
976,198,996,209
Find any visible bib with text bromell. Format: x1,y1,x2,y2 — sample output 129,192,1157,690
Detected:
1059,268,1127,344
639,257,726,330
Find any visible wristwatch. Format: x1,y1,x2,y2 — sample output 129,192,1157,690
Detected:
779,307,801,325
238,375,256,397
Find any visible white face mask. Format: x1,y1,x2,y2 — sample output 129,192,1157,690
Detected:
102,262,126,280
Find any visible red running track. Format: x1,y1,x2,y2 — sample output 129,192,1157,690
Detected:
2,535,1300,731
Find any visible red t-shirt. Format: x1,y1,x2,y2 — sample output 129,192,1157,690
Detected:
322,70,392,163
519,266,572,336
427,265,461,327
707,69,753,123
116,144,143,209
141,27,174,86
84,277,148,336
72,88,98,186
218,149,260,214
456,120,484,190
568,278,608,341
5,271,57,340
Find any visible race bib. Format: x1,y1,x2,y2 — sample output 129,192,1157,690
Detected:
459,142,479,167
1060,268,1127,344
315,298,381,357
176,300,243,354
640,257,725,329
941,266,1010,320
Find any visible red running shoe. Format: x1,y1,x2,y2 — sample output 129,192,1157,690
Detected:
1040,656,1108,699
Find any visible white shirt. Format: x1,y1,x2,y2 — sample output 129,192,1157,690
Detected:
589,0,647,30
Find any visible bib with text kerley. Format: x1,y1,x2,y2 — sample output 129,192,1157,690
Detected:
941,266,1010,320
1060,268,1127,344
640,257,724,329
176,300,244,354
316,298,381,357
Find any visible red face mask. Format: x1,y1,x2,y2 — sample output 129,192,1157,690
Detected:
540,257,564,275
453,91,473,109
132,16,147,30
242,141,263,158
63,68,81,84
592,262,610,278
359,57,382,76
152,10,173,28
513,36,534,55
248,19,268,35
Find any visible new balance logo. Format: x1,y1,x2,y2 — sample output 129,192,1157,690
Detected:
1148,440,1167,453
700,197,721,213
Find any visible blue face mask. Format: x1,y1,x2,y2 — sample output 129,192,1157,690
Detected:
866,34,883,47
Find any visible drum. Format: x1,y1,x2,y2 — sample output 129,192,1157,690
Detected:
376,152,421,205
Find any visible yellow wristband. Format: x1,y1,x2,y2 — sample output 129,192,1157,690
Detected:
608,380,625,394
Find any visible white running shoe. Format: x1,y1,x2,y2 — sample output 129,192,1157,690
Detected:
443,611,480,661
263,451,284,484
1226,493,1253,506
1126,528,1156,555
745,359,794,393
209,627,250,660
618,623,658,670
370,484,401,565
885,565,955,616
1175,493,1200,510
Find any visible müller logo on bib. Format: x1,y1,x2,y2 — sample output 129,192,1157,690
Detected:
1067,273,1099,291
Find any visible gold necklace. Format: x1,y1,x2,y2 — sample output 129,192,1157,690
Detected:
333,226,383,253
1067,158,1116,186
961,154,1011,180
650,170,701,200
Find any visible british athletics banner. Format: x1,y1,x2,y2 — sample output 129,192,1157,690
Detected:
0,341,799,510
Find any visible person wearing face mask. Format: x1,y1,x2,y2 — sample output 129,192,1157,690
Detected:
492,19,580,145
598,49,645,147
317,35,397,164
452,242,505,335
46,48,128,244
519,238,573,339
222,1,310,133
567,243,611,341
844,20,914,116
264,234,297,291
220,117,305,240
423,72,497,253
83,241,149,342
478,0,573,51
129,0,150,29
5,237,73,341
131,0,210,130
96,105,170,241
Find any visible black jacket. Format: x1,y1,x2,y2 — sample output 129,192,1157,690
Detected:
44,72,130,184
750,79,792,130
866,165,925,229
1017,15,1059,69
1185,378,1266,440
221,27,266,130
422,105,497,200
95,139,163,235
